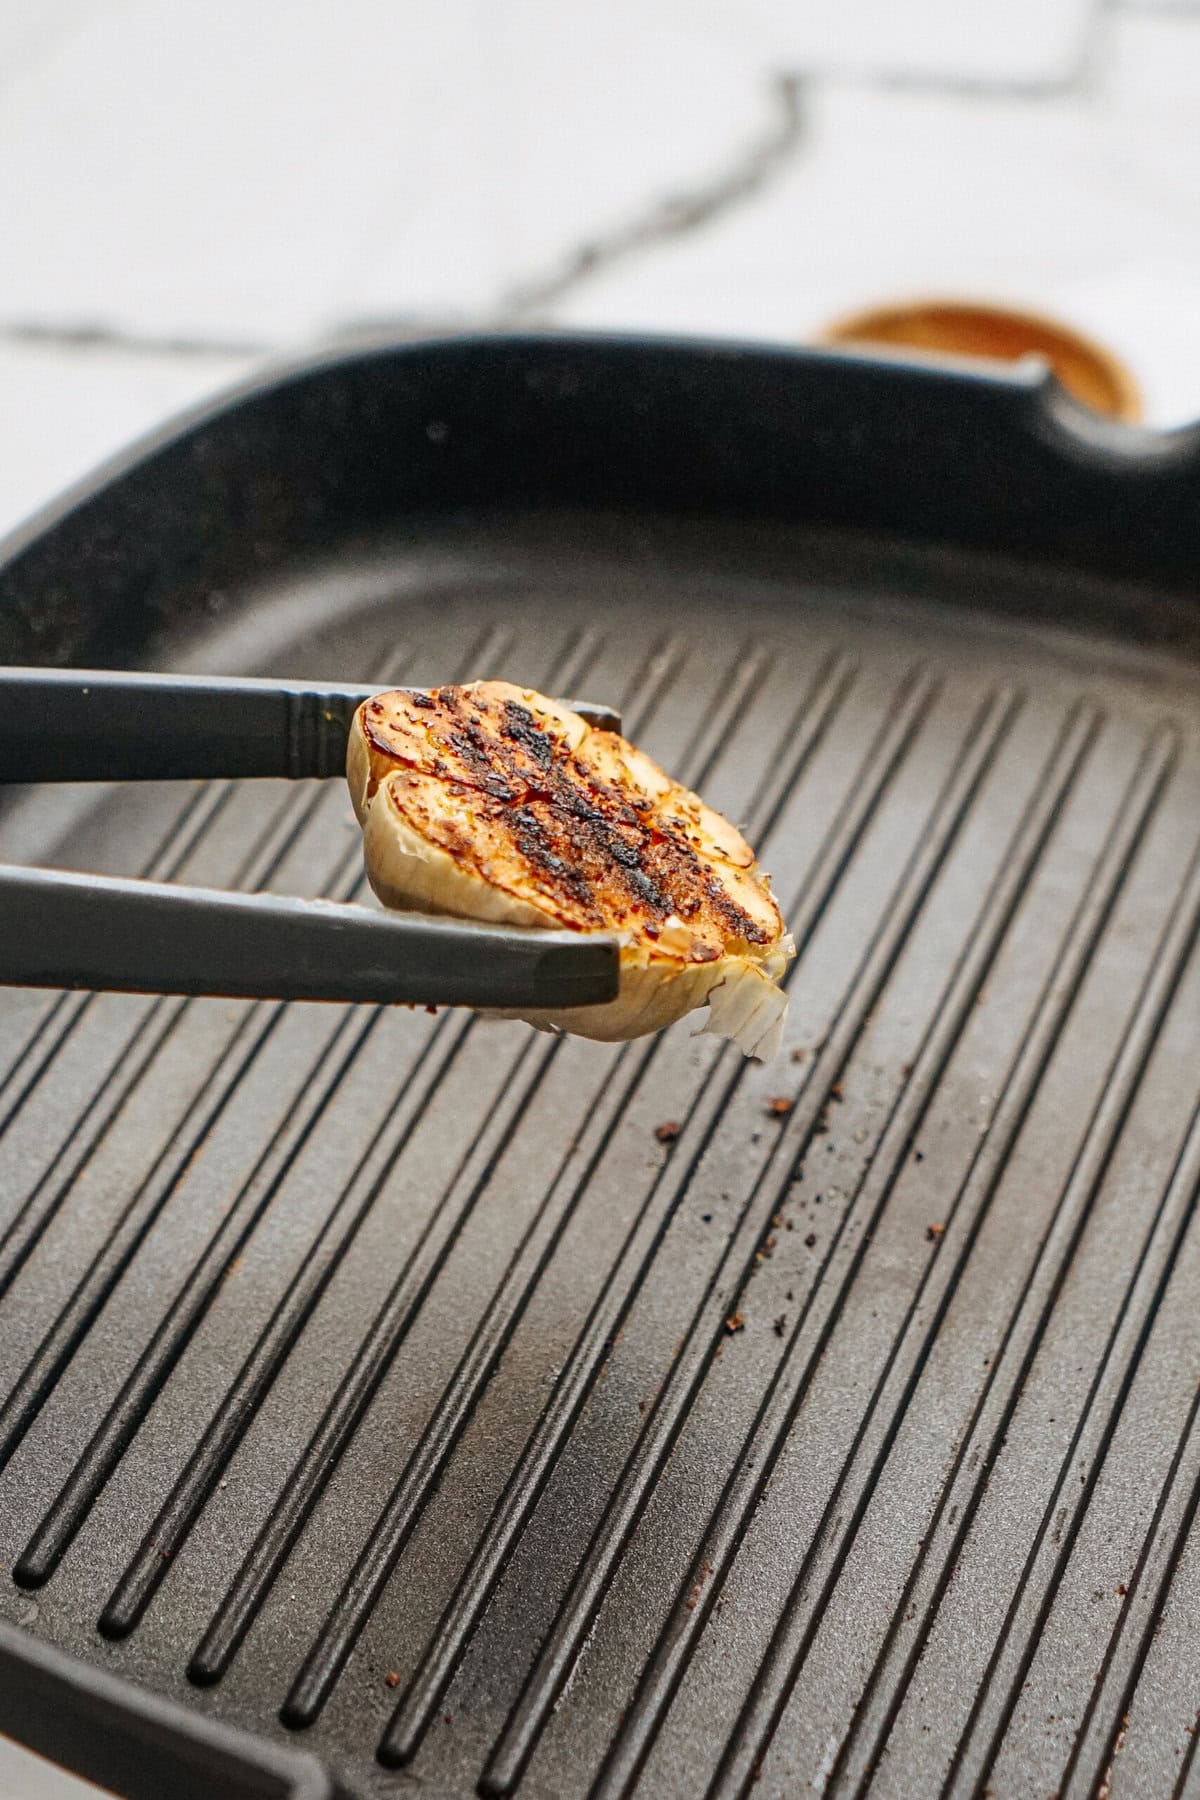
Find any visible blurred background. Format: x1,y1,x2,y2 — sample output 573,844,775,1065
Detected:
1,2,1199,1792
3,0,1200,546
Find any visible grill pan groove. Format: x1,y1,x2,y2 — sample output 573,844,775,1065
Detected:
967,1081,1200,1791
1060,1253,1200,1798
701,721,1183,1800
827,807,1200,1799
590,696,1105,1800
97,1004,467,1641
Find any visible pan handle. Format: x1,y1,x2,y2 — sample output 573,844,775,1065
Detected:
0,1617,335,1800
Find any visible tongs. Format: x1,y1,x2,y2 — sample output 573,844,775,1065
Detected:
0,668,622,1011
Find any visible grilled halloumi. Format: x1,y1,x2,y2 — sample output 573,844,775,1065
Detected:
347,681,793,1058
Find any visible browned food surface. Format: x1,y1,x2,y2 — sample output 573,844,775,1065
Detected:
358,682,782,962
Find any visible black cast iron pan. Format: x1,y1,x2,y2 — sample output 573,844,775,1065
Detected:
0,334,1198,1800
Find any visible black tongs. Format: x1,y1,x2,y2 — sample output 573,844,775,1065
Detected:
0,668,622,1011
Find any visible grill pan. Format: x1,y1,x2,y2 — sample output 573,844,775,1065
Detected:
1,334,1198,1800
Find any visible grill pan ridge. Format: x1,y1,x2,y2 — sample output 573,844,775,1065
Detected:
0,335,1198,1800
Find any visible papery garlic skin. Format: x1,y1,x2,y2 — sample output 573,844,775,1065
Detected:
348,681,794,1059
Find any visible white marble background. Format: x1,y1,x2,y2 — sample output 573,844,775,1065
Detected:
2,0,1199,1791
3,0,1200,549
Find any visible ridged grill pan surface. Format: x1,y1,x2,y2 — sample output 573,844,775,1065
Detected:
0,338,1198,1800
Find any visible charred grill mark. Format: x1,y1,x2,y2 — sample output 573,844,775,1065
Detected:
511,806,599,918
625,865,669,912
443,718,517,800
444,694,568,801
705,871,769,943
502,701,555,770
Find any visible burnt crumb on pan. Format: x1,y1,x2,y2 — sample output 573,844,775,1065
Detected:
685,1561,715,1612
384,1671,400,1688
725,1310,745,1335
926,1222,945,1241
804,1231,817,1248
765,1095,793,1118
773,1314,787,1337
792,1046,807,1063
655,1120,682,1144
813,1088,843,1135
